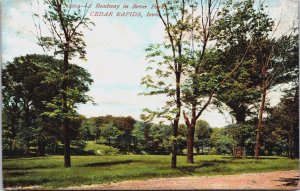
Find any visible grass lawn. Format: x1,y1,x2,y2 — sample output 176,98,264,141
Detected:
3,155,299,189
83,141,119,155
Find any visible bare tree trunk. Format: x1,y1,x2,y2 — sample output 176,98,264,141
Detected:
172,72,181,168
255,83,267,159
10,117,16,152
63,49,71,168
64,122,71,167
38,138,46,157
186,106,196,163
172,120,178,168
25,140,30,155
186,125,195,163
288,125,294,159
291,88,299,159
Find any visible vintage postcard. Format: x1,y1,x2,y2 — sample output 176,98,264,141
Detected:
1,0,299,190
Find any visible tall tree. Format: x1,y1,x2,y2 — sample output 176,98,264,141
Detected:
253,31,298,159
181,0,220,163
202,0,271,157
2,54,93,156
141,0,190,168
33,0,94,167
2,55,60,155
208,0,298,159
181,0,253,163
210,0,265,125
265,89,299,158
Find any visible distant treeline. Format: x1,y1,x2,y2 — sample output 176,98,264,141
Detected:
80,114,299,157
3,110,298,158
2,55,298,158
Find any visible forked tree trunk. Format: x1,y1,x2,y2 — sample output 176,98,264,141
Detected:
186,106,197,163
186,125,195,163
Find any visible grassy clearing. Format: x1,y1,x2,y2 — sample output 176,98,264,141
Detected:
3,155,299,189
83,141,119,155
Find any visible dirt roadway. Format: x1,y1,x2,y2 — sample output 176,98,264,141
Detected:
5,170,299,190
61,170,299,190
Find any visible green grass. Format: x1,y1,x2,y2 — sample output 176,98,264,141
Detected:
3,155,299,189
83,141,119,155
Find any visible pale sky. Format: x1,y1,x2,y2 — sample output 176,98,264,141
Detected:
2,0,298,127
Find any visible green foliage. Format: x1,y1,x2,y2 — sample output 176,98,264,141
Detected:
194,120,212,154
79,119,96,141
225,124,256,156
273,34,299,86
101,123,123,144
210,0,275,123
194,120,212,141
36,0,94,60
264,90,299,157
140,0,195,124
131,122,148,152
41,61,93,121
210,128,236,155
2,54,92,155
79,116,136,152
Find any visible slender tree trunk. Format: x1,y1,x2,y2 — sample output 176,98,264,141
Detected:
288,125,294,159
53,143,57,155
172,120,179,168
38,138,46,157
63,49,71,167
202,140,204,154
64,122,71,167
41,141,45,156
196,145,199,155
10,121,16,152
10,116,17,152
171,72,181,168
292,88,299,159
255,84,267,159
26,140,30,155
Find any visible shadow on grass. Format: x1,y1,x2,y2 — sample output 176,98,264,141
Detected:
3,164,59,171
276,176,299,187
82,160,140,167
5,171,28,177
4,177,58,188
178,160,229,175
3,156,49,160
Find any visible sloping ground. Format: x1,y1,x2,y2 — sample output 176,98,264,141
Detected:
59,170,299,190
